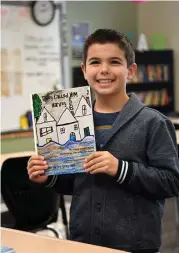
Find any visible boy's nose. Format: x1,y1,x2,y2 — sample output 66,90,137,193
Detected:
99,63,110,74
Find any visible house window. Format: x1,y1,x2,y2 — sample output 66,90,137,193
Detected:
43,112,47,122
60,127,65,134
74,124,78,130
82,105,87,115
40,126,53,137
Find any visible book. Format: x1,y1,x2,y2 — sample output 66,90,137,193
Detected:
137,65,148,83
162,65,169,81
144,91,153,106
146,65,156,82
155,64,163,81
31,86,96,176
152,90,160,106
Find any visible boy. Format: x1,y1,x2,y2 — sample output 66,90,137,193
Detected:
27,29,179,253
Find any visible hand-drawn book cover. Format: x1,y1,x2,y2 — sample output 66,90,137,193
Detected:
31,86,96,176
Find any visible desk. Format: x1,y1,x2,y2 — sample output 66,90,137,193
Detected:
1,227,127,253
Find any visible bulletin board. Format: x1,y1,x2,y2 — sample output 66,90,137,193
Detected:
1,1,67,132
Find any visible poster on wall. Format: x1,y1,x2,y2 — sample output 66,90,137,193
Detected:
72,22,90,59
31,86,96,175
1,3,64,132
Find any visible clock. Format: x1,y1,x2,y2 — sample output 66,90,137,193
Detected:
31,1,55,26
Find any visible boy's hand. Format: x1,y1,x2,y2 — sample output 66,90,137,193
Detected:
84,151,118,177
27,155,49,183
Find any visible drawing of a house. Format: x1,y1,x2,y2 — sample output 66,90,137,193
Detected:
75,96,94,139
36,107,58,146
57,108,81,145
36,95,94,146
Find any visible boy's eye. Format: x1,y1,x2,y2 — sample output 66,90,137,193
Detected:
111,60,121,65
89,60,99,65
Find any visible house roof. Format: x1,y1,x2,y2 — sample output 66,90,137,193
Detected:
36,107,56,124
75,96,91,117
57,108,77,126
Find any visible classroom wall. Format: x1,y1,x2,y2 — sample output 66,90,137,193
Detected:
137,1,179,112
66,1,138,85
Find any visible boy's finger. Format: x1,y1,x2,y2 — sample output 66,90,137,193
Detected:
84,158,104,169
29,155,44,161
84,156,101,168
29,170,45,179
28,165,48,174
28,160,47,168
85,161,106,172
89,166,108,174
85,151,104,162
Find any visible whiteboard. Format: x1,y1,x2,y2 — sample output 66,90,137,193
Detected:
1,2,65,132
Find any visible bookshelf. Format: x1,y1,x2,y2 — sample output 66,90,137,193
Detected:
72,50,174,114
127,50,174,114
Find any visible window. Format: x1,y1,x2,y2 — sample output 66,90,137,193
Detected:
82,105,87,115
40,126,53,137
74,124,78,130
43,112,47,122
60,127,65,134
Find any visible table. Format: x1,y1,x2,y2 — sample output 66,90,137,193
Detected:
1,227,127,253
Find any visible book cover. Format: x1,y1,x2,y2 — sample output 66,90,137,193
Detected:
31,86,96,176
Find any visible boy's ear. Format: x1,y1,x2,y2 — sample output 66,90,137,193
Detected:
127,63,137,81
81,62,87,80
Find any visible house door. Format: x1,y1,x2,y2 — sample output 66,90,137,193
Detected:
70,132,76,141
84,127,90,136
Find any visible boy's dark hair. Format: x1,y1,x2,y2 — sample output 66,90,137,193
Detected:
82,29,135,68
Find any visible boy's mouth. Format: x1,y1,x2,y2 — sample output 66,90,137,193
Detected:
97,79,114,83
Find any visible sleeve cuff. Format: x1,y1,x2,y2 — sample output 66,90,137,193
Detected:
44,175,58,188
115,160,133,185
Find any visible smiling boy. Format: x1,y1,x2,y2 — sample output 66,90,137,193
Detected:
27,29,179,253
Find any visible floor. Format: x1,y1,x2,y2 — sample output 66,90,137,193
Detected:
1,196,179,252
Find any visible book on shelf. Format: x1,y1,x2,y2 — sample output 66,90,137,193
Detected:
31,86,96,176
146,65,156,82
152,91,160,106
144,91,153,106
162,65,169,81
155,65,163,81
135,89,170,107
130,64,170,84
161,89,169,106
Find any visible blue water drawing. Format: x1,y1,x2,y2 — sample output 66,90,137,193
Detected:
38,136,96,175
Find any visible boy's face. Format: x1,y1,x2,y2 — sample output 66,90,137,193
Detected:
81,43,136,97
